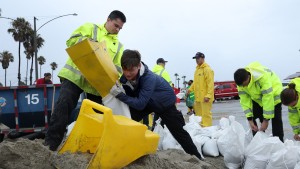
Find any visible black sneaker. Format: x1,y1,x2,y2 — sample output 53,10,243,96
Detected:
43,139,61,151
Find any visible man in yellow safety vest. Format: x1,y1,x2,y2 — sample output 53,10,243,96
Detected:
234,62,284,142
44,10,126,151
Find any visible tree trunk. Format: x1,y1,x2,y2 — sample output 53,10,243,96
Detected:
18,42,21,86
26,59,28,85
5,69,7,87
30,55,34,85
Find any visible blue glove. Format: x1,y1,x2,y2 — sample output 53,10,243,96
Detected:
110,81,125,97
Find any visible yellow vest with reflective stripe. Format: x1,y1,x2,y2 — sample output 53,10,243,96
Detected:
237,62,282,119
152,65,172,86
58,23,124,96
287,78,300,134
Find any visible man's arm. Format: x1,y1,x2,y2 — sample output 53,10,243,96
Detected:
204,67,214,100
116,76,156,111
66,23,94,47
259,74,275,119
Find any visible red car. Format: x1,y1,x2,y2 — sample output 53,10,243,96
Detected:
214,82,239,101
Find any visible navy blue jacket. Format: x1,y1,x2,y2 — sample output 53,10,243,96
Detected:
117,63,176,112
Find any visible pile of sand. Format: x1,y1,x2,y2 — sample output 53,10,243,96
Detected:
0,138,226,169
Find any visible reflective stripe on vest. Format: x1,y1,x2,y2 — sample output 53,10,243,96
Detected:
263,110,274,115
93,24,98,41
114,42,123,74
159,68,165,76
93,24,123,74
289,108,298,114
244,108,251,115
261,87,273,95
64,64,82,76
239,91,247,95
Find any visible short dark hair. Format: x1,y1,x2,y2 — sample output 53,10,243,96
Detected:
281,83,297,105
108,10,126,23
234,68,249,86
44,73,51,77
121,49,141,70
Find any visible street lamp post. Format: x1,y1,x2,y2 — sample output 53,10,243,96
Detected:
0,16,14,21
33,13,77,81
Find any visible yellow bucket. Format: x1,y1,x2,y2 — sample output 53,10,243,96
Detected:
59,99,159,169
66,39,119,97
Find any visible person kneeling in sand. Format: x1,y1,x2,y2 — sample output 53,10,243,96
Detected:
110,49,202,160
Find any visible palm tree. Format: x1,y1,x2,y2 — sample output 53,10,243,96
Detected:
37,56,46,77
50,62,58,82
176,78,180,89
182,75,186,88
7,17,32,86
23,29,44,85
0,51,14,87
174,73,179,88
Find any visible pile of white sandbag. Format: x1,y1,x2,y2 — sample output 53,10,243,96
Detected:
153,115,300,169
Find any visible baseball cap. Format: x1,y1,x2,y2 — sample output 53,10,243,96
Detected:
192,52,205,59
156,58,168,64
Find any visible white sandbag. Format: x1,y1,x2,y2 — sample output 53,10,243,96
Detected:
153,123,165,150
66,121,76,136
224,122,245,168
183,114,202,137
244,129,253,149
201,126,219,138
192,135,208,159
102,93,131,118
244,132,285,169
266,139,299,169
202,138,219,157
161,126,178,150
217,117,245,169
295,162,300,169
176,92,185,99
219,117,230,130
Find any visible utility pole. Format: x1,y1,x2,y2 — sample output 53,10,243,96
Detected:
33,13,77,81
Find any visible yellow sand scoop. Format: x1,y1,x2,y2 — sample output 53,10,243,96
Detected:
59,99,159,169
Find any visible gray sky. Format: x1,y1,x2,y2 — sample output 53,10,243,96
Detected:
1,0,300,86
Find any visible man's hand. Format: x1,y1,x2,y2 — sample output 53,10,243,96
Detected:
185,90,190,97
260,119,269,131
248,120,258,132
294,134,300,141
204,97,210,102
110,81,125,97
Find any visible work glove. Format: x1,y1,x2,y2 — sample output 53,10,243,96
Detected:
110,81,125,97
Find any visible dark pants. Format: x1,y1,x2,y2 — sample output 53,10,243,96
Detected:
142,116,149,126
130,104,202,160
252,100,284,142
45,79,102,150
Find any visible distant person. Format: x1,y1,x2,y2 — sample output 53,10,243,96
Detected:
151,58,172,129
280,78,300,141
186,52,214,127
152,58,172,85
186,80,195,115
44,10,127,151
234,62,284,142
110,49,202,160
36,73,53,85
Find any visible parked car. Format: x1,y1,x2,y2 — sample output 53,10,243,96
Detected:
214,83,239,101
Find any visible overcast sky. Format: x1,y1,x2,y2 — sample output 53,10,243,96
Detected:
1,0,300,86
